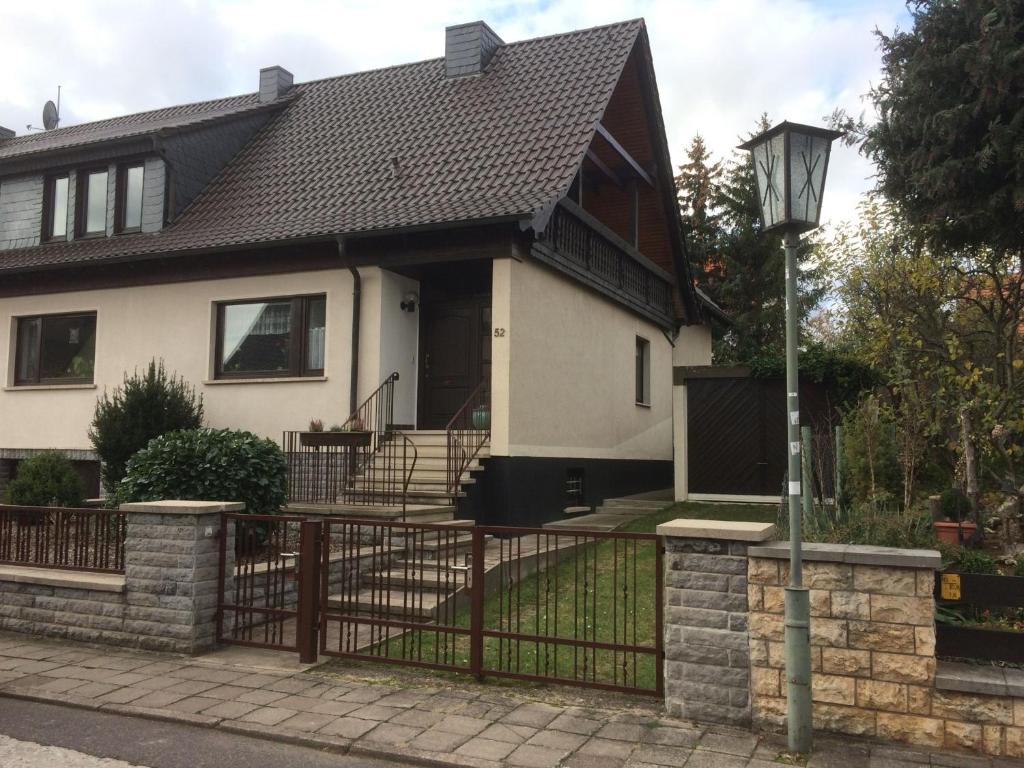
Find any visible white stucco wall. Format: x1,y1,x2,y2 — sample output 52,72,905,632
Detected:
672,323,714,500
491,255,673,461
375,269,420,426
0,267,386,450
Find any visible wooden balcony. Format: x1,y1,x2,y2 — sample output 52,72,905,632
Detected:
532,199,676,327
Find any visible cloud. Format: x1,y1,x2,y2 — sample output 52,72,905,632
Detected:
1,0,908,224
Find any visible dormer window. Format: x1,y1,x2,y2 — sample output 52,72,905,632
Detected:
78,168,108,237
42,174,69,242
116,163,145,233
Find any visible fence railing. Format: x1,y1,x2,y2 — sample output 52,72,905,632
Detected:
935,570,1024,663
446,380,490,494
283,372,417,515
0,504,127,574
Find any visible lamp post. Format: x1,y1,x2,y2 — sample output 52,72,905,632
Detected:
739,121,841,754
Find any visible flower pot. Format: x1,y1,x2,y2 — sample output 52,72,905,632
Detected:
299,430,372,448
934,520,978,545
472,406,490,430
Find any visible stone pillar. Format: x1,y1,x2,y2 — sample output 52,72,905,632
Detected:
657,519,777,725
120,500,242,655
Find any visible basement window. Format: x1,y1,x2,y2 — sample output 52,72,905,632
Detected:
14,312,97,385
635,336,650,406
215,294,326,379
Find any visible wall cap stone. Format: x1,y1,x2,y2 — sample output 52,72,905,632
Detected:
119,500,245,515
656,518,776,542
748,541,941,569
0,564,126,593
936,660,1024,698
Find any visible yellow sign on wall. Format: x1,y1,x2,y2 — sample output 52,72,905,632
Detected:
940,573,961,601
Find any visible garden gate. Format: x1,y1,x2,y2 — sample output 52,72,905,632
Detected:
217,514,663,696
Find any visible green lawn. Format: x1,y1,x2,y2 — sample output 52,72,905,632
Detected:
371,501,774,690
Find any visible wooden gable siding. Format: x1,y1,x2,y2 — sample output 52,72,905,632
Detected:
582,48,674,279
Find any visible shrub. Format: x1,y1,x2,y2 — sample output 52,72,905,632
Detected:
1015,559,1024,578
778,501,937,549
116,429,287,515
940,488,972,523
841,395,901,506
956,548,998,575
90,360,204,491
7,451,84,507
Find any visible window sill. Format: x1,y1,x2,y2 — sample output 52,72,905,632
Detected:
203,376,328,385
5,383,97,391
635,401,651,409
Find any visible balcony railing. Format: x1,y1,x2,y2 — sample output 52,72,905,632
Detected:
533,199,675,325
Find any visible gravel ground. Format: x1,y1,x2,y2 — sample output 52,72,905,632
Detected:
0,735,148,768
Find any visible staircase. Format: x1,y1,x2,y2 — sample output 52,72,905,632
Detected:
354,430,488,506
326,519,489,623
543,493,671,532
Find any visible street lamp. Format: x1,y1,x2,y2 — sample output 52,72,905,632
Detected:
739,121,842,754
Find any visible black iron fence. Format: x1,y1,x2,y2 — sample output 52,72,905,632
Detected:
0,504,126,573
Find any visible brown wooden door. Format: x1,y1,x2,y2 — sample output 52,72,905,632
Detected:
418,297,489,430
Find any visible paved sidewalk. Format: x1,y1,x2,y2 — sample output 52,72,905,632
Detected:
0,633,1020,768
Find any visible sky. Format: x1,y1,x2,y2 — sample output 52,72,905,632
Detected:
1,0,912,228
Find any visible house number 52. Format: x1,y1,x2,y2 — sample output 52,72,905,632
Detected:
493,328,506,337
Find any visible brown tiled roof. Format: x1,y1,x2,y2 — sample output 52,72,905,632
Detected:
0,19,644,273
0,94,268,160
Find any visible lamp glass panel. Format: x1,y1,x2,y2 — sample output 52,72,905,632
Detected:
752,134,786,228
788,132,829,224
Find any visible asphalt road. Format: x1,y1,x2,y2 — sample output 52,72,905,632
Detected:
0,698,400,768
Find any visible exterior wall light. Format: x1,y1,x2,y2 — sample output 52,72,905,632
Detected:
739,121,842,755
400,292,418,313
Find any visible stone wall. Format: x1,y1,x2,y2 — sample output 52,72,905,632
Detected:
658,519,777,726
745,542,1024,758
0,500,241,655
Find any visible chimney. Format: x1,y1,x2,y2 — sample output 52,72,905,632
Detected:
445,21,504,78
0,126,14,141
259,66,294,103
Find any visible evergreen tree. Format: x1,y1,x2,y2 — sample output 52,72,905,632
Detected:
711,116,827,362
675,135,723,303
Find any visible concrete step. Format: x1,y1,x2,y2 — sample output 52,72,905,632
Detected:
354,471,477,487
602,498,669,509
361,568,470,591
369,457,484,472
327,588,450,620
542,513,634,532
287,503,456,523
594,505,655,517
400,446,491,460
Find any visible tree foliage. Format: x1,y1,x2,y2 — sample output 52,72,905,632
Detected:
89,360,204,490
676,117,828,363
863,0,1024,255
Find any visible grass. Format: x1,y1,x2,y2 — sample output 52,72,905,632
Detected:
365,501,775,691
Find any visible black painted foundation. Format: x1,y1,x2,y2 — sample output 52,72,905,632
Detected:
460,455,673,527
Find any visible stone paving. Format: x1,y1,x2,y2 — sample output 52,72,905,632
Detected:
0,632,1021,768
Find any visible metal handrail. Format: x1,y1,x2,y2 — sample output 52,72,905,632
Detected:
446,380,490,494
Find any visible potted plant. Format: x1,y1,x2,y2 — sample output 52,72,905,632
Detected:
934,488,978,545
472,404,490,430
299,417,372,447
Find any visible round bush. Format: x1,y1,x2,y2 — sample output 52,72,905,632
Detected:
116,429,287,515
7,451,84,507
940,488,972,522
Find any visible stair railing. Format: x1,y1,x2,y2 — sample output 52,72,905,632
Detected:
283,371,417,515
446,380,490,495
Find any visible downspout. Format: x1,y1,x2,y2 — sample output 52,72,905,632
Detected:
337,236,360,417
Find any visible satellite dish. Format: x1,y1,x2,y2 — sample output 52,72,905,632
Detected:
42,100,59,130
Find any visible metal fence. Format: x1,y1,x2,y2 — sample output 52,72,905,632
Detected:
0,504,126,573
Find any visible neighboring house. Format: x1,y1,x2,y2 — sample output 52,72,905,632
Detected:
0,18,711,524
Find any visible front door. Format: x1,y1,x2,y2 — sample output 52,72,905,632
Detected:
418,297,490,429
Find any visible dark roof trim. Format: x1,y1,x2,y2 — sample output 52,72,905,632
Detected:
694,285,731,325
0,212,529,278
673,365,751,385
